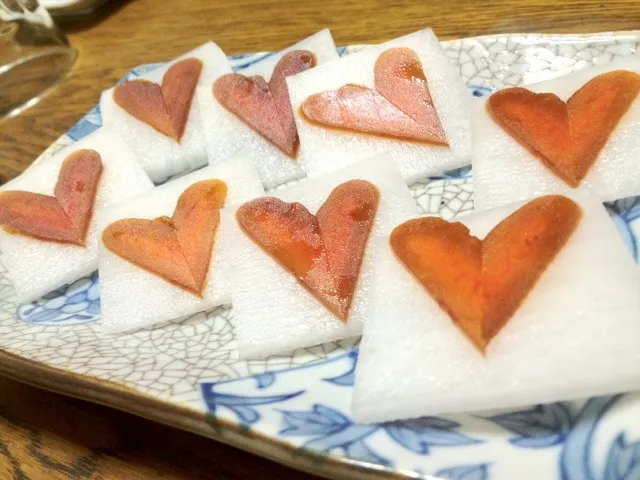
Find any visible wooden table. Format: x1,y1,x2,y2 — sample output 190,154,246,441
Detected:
0,375,319,479
1,0,640,478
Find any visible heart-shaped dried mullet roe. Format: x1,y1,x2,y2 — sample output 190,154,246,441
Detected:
102,179,227,296
390,195,582,352
213,50,317,157
301,47,447,144
301,85,446,142
487,70,640,187
0,149,103,246
114,58,203,142
236,180,380,321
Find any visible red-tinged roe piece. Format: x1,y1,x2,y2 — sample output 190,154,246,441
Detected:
0,149,103,246
213,50,317,157
301,84,445,142
374,47,448,144
236,180,379,321
270,50,317,153
487,70,640,187
102,179,227,296
300,47,448,144
390,195,581,352
114,58,203,142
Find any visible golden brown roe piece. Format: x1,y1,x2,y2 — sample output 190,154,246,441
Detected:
102,180,227,296
390,195,582,352
487,70,640,187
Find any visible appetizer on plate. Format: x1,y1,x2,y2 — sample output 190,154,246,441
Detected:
226,153,416,358
0,127,152,303
101,42,232,183
472,57,640,211
199,29,339,189
4,27,640,448
98,153,263,333
287,28,472,184
352,190,640,422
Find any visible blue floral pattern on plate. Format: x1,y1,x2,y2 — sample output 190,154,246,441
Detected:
202,350,640,479
202,351,485,474
16,272,100,326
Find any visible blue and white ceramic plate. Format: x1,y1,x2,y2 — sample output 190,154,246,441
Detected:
2,32,640,480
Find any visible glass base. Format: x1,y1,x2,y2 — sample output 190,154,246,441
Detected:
0,45,77,119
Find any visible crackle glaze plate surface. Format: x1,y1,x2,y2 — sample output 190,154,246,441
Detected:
2,32,640,480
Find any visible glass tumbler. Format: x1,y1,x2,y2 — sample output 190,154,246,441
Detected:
0,0,76,119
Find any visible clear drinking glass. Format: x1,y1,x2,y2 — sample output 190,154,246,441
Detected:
0,0,76,119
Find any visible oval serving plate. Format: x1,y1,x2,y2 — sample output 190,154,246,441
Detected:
1,32,640,480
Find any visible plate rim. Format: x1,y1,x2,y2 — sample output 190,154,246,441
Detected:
0,348,401,480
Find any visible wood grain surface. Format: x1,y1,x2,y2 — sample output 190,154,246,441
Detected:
1,0,640,478
0,375,321,479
